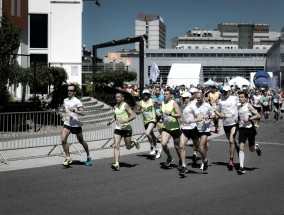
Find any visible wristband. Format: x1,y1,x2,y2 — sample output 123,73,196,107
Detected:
169,113,171,116
72,109,75,113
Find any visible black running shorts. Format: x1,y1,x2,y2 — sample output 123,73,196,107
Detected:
238,127,257,147
162,128,181,139
181,127,200,140
63,124,82,134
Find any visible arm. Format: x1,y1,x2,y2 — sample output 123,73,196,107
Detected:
125,103,136,122
68,105,85,116
170,102,182,118
107,114,117,126
135,101,143,114
247,104,260,121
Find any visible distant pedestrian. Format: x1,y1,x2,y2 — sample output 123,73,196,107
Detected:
61,83,92,166
107,92,140,170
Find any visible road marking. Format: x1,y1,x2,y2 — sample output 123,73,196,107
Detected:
210,139,284,146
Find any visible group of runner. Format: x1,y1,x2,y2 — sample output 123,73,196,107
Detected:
59,83,284,176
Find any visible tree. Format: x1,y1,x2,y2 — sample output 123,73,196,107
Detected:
0,10,20,105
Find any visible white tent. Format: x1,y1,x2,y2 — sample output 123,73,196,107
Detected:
228,76,250,88
203,79,217,87
166,63,203,87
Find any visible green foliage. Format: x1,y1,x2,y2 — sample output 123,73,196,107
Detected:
0,10,20,105
93,70,137,86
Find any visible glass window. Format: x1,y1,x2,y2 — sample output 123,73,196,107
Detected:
30,14,48,48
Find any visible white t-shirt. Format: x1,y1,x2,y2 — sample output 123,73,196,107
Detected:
180,102,200,130
252,95,262,107
196,101,215,132
217,95,238,126
63,97,83,127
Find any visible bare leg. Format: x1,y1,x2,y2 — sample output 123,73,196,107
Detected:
61,127,71,157
113,134,122,163
76,133,90,156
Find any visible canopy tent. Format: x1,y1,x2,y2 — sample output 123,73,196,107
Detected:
203,79,217,87
228,76,250,88
166,63,203,87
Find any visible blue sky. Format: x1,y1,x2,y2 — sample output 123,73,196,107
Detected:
82,0,284,58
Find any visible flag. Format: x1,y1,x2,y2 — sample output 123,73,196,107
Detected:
150,62,160,83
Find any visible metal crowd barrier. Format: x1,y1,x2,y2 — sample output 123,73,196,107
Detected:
0,109,148,164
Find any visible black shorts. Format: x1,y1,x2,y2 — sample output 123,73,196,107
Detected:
63,124,82,134
262,105,270,112
114,129,132,137
223,124,238,134
273,103,279,110
156,115,162,122
144,122,156,130
181,127,200,140
162,128,181,138
199,132,212,136
253,106,262,113
238,127,257,147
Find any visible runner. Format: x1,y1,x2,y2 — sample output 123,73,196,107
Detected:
136,89,162,159
208,86,221,133
271,89,280,121
107,92,140,170
151,86,164,137
196,92,216,171
61,83,92,166
260,90,271,120
160,89,182,168
179,92,203,176
215,85,239,171
237,91,262,174
251,89,262,127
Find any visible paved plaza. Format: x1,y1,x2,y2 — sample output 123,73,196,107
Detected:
0,116,284,215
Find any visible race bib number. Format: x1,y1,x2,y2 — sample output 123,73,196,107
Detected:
273,99,278,103
221,106,232,118
263,101,268,106
143,112,152,121
163,114,172,122
239,111,248,121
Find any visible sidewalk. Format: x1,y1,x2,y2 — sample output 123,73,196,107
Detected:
0,130,225,172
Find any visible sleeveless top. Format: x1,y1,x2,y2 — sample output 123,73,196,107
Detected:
141,99,156,125
238,103,252,128
115,102,131,130
162,100,180,130
272,93,279,104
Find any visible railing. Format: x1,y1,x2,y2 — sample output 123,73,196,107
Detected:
0,109,148,164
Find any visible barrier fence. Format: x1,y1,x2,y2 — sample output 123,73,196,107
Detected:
0,109,148,164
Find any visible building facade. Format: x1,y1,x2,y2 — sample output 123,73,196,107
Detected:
1,0,83,99
172,23,280,51
135,13,166,50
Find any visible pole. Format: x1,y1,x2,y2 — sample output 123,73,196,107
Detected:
33,63,37,132
139,36,144,95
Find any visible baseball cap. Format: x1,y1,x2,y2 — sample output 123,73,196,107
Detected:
181,92,192,98
189,88,198,93
223,85,231,91
142,89,150,95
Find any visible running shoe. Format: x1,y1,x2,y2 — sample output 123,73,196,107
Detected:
200,163,204,170
164,156,174,167
192,152,197,164
237,167,246,175
203,159,209,171
85,156,92,166
111,163,120,170
133,138,140,149
155,148,162,159
254,122,260,128
227,159,234,171
255,144,262,156
62,157,72,166
177,160,182,171
179,166,188,176
150,147,156,155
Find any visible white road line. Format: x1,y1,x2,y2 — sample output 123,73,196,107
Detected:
210,139,284,146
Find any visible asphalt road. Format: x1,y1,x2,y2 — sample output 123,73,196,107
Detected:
1,118,284,215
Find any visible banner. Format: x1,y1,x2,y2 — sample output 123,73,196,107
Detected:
149,62,160,83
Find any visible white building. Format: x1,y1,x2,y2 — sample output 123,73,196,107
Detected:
172,23,280,51
1,0,82,99
135,13,166,50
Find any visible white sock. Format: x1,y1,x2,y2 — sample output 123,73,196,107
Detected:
239,151,245,168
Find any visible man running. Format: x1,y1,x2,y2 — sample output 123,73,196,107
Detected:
107,92,140,170
196,92,216,171
215,85,239,171
251,90,262,127
179,92,203,176
160,89,182,168
136,89,162,159
271,89,280,121
237,91,262,174
260,90,271,120
152,86,164,136
61,83,92,166
208,86,221,133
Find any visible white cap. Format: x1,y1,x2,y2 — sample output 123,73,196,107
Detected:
189,88,198,93
142,89,150,94
181,92,192,98
223,85,231,91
